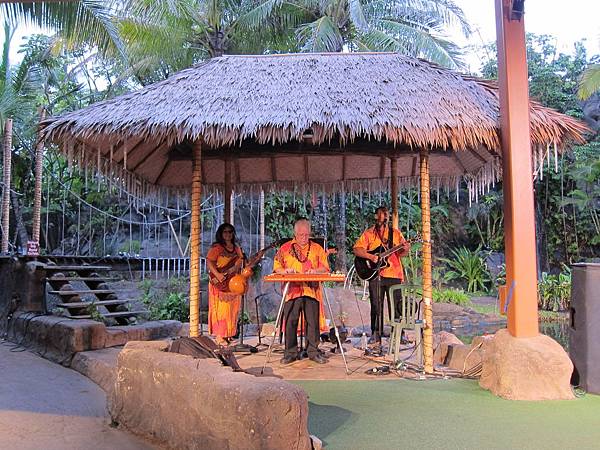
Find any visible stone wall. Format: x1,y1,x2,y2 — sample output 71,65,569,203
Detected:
109,341,312,450
7,313,182,365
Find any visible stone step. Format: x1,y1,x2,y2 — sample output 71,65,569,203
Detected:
56,300,130,308
48,289,117,296
48,276,122,282
70,310,148,319
43,265,112,271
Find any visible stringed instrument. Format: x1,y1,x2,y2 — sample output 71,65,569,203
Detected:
353,235,421,281
263,272,346,283
208,239,285,293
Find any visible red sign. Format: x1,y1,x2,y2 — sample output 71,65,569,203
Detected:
27,241,39,256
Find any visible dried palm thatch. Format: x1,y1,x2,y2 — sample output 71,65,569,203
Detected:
40,52,588,199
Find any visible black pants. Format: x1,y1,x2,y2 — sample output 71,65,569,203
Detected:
368,277,403,337
283,296,319,359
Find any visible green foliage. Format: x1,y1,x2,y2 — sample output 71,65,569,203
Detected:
538,267,572,312
86,302,106,323
141,278,189,322
432,288,470,306
465,191,504,251
478,34,599,269
119,239,141,254
440,246,492,293
264,192,312,239
239,311,251,325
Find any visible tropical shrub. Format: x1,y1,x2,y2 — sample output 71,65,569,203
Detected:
440,246,492,293
538,267,572,311
141,278,189,322
432,288,470,306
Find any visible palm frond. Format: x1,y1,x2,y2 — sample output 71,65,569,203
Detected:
370,0,471,36
578,65,600,100
348,0,369,33
236,0,310,32
1,1,125,57
296,15,344,52
371,18,463,68
119,18,196,73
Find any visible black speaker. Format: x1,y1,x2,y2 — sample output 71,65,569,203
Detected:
569,263,600,394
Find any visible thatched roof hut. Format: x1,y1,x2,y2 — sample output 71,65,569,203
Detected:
41,52,587,198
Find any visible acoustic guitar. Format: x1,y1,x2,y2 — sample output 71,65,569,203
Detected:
353,235,420,281
208,239,285,292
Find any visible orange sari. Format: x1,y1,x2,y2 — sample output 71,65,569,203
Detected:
207,243,243,338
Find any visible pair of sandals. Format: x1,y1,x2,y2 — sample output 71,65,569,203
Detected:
215,336,234,346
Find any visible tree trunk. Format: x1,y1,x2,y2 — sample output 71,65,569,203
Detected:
209,30,225,57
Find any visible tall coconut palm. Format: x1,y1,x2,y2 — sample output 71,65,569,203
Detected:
0,1,124,57
118,0,299,78
242,0,471,68
120,0,471,78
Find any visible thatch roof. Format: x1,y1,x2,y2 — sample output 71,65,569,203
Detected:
40,52,588,197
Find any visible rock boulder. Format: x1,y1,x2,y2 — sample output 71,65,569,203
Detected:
110,341,312,450
479,328,574,400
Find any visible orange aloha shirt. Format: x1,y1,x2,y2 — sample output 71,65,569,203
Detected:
273,239,330,332
273,239,330,301
353,226,406,281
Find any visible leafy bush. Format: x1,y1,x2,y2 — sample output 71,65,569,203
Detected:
440,246,492,293
141,278,189,322
538,267,571,312
432,288,471,306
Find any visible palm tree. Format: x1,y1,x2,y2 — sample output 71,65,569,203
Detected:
119,0,471,79
243,0,471,68
118,0,298,79
0,1,124,57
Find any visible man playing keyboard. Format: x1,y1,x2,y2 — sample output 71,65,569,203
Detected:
273,218,329,365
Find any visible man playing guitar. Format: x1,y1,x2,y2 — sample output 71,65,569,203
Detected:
353,206,410,344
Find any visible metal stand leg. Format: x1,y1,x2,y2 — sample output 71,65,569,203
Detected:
261,282,290,374
323,287,349,375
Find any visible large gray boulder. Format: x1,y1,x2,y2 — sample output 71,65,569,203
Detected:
109,341,312,450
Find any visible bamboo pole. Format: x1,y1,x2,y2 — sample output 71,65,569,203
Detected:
2,119,13,254
32,108,47,247
390,157,399,229
420,148,434,373
189,141,202,337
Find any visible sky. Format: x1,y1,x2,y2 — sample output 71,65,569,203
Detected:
452,0,600,73
3,0,600,75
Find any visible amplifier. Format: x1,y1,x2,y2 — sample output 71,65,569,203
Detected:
569,263,600,393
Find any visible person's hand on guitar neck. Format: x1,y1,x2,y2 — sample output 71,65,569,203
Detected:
397,239,411,257
211,269,226,284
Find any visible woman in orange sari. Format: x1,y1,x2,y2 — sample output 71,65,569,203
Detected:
206,223,244,346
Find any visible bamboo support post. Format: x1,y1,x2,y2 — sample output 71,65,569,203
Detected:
189,141,202,337
420,148,434,373
32,108,47,245
390,157,399,229
2,119,13,254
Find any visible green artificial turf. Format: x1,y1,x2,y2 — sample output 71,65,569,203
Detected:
294,379,600,450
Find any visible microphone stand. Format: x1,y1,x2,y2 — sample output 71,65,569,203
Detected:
373,220,387,356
